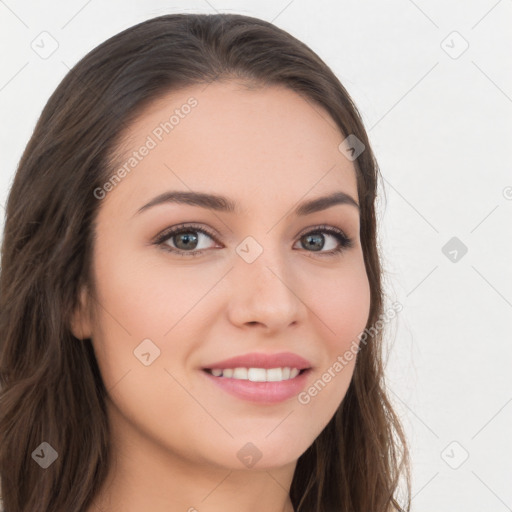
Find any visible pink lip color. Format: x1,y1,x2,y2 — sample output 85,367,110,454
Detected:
202,351,312,371
201,368,311,404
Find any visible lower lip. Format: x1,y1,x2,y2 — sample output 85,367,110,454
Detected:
201,369,311,404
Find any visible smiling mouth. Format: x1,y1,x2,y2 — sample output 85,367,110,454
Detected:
203,367,309,382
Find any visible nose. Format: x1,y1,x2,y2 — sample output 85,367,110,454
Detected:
226,242,307,333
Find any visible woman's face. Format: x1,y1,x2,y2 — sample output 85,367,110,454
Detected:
74,80,371,472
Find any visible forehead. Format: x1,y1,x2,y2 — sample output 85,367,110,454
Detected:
104,80,359,217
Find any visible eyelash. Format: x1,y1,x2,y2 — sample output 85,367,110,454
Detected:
153,223,354,258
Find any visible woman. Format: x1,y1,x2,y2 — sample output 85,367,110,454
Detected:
0,13,410,512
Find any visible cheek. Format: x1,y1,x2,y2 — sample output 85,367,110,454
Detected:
88,250,210,450
298,258,370,414
92,241,212,338
89,242,222,395
314,257,371,353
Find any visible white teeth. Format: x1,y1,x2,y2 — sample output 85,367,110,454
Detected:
248,368,266,382
207,367,303,382
266,368,283,382
289,368,300,378
232,367,248,380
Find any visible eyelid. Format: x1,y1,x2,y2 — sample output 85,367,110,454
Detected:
153,222,354,256
152,223,220,246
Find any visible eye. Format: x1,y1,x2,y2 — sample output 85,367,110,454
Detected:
154,223,220,257
294,224,354,256
153,223,354,257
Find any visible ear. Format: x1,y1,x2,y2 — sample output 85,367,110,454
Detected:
70,285,93,340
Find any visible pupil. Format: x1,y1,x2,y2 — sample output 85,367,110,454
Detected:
304,233,324,251
175,232,198,250
173,232,325,252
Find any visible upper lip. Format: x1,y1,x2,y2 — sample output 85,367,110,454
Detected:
203,351,312,370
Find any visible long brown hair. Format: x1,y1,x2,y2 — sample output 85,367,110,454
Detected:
0,13,410,512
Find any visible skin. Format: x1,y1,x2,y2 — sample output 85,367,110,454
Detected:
72,80,371,512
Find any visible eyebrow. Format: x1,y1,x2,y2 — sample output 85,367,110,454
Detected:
134,190,360,217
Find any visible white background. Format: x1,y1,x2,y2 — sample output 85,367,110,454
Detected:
1,1,511,510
